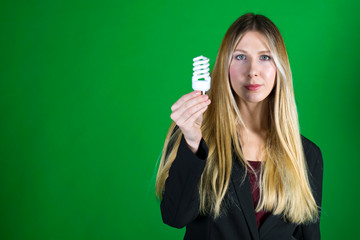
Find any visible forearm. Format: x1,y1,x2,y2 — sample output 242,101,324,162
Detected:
160,135,208,228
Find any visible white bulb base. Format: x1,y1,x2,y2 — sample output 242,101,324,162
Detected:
192,76,211,93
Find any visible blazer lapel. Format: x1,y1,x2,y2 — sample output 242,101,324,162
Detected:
258,210,297,238
231,159,260,240
258,213,281,237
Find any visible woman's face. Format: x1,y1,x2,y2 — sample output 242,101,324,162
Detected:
229,31,276,105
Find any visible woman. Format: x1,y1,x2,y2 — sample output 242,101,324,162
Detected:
156,13,323,240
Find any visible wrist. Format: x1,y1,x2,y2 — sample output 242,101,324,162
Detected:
184,136,201,154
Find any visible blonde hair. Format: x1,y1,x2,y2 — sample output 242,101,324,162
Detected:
156,13,319,224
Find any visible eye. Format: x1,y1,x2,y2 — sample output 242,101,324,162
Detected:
260,55,271,61
235,54,246,60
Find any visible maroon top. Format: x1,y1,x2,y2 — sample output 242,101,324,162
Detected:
247,160,271,229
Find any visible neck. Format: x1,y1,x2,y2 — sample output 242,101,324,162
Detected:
237,99,269,133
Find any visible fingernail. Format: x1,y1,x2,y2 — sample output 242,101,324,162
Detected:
195,91,201,95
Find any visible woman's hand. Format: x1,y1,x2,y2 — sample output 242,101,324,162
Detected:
170,91,211,154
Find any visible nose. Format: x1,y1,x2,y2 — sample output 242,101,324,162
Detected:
248,60,259,78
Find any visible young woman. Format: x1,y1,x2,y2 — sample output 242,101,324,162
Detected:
156,13,323,240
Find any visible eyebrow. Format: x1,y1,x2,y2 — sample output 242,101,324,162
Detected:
234,49,271,54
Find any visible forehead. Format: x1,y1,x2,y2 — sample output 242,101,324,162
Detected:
235,31,270,51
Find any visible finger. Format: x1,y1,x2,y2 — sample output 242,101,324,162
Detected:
171,96,210,124
171,91,202,112
171,94,209,121
175,99,211,126
182,104,209,128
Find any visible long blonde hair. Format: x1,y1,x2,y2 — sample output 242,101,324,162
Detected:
156,13,319,224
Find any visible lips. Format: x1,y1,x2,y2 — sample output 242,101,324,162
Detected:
245,84,262,91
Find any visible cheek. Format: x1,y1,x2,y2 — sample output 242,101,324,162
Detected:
229,63,247,80
262,64,276,84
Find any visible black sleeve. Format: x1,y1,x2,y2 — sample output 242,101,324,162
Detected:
294,138,324,239
160,135,209,229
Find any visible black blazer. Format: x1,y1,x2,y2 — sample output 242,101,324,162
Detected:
160,135,323,240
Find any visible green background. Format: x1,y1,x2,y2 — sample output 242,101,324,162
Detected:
1,0,359,239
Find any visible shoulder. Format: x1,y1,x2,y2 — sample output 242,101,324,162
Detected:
300,134,323,176
300,135,322,158
300,135,324,207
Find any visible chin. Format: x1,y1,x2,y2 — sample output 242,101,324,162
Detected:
246,99,267,104
241,94,268,103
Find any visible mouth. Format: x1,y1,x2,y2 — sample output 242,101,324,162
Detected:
245,84,262,91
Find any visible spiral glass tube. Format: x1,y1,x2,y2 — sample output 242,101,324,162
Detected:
192,55,211,94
